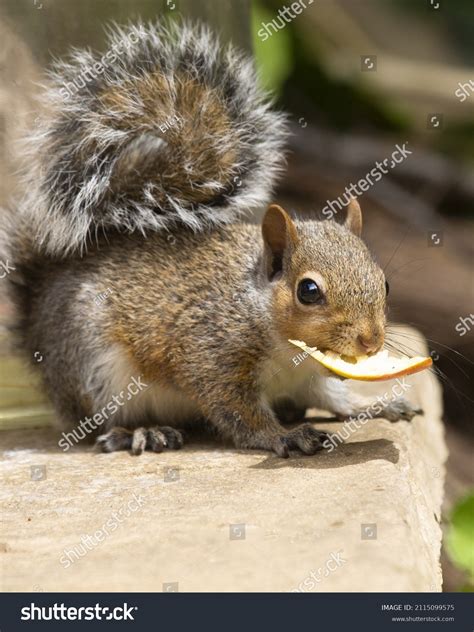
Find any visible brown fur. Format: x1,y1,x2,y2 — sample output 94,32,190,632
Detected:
101,70,238,208
6,204,411,458
4,22,420,457
15,21,288,257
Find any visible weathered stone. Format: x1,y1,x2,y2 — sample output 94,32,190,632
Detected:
0,327,446,591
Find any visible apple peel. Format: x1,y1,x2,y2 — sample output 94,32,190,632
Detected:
288,339,432,382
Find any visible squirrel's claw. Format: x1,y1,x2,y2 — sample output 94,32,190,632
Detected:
272,437,290,459
272,424,330,458
96,425,184,455
131,427,148,455
382,398,423,423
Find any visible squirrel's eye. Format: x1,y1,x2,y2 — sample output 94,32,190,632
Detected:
385,281,390,296
297,278,323,305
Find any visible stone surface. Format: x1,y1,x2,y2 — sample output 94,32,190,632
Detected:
0,328,447,592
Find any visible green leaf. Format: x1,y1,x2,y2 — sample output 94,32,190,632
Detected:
446,493,474,581
251,1,293,93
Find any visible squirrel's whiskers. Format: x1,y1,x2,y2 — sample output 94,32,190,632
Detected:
2,21,422,457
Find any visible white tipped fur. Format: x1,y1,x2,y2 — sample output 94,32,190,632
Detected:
86,343,200,430
17,20,288,256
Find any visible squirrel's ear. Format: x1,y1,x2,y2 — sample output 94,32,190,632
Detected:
262,204,299,280
344,198,362,237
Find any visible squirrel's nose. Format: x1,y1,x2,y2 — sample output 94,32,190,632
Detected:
357,333,382,355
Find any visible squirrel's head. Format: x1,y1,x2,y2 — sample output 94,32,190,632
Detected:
262,201,388,357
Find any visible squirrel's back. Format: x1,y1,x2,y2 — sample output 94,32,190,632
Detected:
17,20,287,257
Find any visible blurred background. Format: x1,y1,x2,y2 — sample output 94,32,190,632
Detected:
0,0,472,591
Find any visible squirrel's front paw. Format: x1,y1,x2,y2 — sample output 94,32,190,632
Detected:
96,425,184,455
272,423,331,458
382,398,423,423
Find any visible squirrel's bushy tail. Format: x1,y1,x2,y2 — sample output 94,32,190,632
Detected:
19,20,287,256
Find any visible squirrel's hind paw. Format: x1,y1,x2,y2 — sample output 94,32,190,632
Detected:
382,398,423,423
272,424,331,458
96,426,184,455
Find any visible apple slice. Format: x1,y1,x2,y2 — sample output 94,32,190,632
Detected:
288,339,432,382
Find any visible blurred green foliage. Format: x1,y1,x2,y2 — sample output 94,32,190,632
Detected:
446,493,474,591
252,3,293,92
252,0,474,164
251,0,409,132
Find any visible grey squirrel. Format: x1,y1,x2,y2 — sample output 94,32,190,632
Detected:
5,20,420,458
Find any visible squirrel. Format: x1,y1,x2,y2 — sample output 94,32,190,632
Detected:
4,20,421,458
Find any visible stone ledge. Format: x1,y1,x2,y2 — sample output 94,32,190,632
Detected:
0,327,446,592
